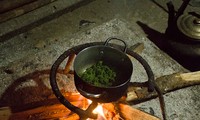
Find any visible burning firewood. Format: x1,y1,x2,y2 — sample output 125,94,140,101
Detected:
118,103,160,120
64,53,76,74
11,99,87,119
88,102,160,120
0,99,160,120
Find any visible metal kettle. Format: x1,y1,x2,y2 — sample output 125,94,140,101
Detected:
165,0,200,71
166,0,200,41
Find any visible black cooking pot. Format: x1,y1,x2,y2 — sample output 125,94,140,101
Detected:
74,38,133,103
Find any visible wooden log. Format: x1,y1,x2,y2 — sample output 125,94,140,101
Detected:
179,71,200,81
126,71,200,102
0,92,88,120
119,103,160,120
0,107,11,120
130,43,144,54
156,70,200,92
92,103,160,120
64,53,76,74
4,100,89,120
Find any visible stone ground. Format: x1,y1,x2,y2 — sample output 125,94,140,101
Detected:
0,0,200,120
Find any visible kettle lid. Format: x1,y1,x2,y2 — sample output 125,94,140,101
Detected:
177,14,200,41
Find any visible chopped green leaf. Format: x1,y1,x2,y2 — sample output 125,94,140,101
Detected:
81,61,116,87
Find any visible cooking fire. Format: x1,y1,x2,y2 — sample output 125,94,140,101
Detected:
1,38,199,120
49,39,166,120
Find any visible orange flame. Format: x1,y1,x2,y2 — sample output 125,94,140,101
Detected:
87,100,106,120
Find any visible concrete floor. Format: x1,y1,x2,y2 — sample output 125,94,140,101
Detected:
0,0,199,69
0,0,200,120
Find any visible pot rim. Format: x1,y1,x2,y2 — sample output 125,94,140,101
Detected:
74,45,133,88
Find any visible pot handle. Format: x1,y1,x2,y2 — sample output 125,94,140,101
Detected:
104,37,127,53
